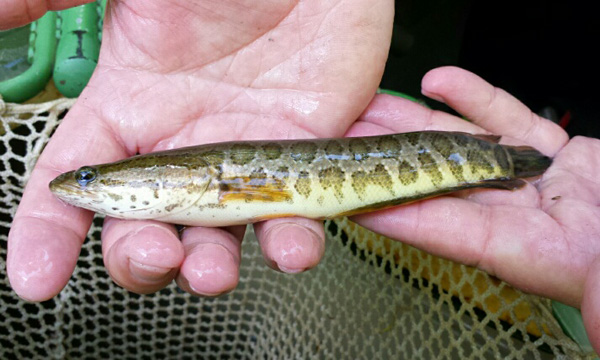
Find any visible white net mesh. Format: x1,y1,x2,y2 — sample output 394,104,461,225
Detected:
0,97,595,359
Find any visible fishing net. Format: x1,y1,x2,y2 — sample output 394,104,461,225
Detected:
0,95,595,359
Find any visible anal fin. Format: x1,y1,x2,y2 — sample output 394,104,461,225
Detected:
478,178,527,190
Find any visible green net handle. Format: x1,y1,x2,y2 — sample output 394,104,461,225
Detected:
0,13,57,103
53,2,103,98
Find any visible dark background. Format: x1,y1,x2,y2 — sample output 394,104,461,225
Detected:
381,0,599,139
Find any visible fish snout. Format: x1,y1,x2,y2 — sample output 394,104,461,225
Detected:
49,171,99,202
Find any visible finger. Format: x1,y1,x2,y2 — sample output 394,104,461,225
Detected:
353,197,582,305
253,217,325,273
7,103,126,301
421,66,569,156
101,218,184,294
176,227,243,296
0,0,94,30
345,94,487,137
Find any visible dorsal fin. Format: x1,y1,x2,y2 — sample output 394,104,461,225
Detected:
471,133,501,143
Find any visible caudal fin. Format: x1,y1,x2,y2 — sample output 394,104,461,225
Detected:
506,146,553,178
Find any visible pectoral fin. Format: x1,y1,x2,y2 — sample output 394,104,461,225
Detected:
218,176,293,203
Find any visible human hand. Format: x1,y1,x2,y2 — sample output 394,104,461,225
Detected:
6,0,393,300
348,67,600,351
0,0,96,30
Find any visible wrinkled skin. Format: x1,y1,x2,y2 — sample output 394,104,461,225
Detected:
4,0,600,354
350,69,600,350
6,0,394,298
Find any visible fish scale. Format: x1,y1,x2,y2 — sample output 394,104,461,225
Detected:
49,131,552,226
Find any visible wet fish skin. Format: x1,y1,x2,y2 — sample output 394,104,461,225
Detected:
49,131,552,226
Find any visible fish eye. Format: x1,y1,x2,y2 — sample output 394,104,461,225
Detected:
75,166,97,186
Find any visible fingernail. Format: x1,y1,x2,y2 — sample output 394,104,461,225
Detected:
188,283,226,298
264,223,323,273
129,259,173,282
277,265,305,274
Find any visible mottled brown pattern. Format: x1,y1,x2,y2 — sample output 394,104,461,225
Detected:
165,203,179,212
262,143,283,160
477,140,493,151
231,143,257,165
468,149,494,178
348,138,370,161
418,152,443,186
431,134,455,159
438,136,466,183
371,164,394,194
290,142,318,163
494,145,510,173
50,131,554,227
351,164,394,200
99,178,127,187
351,170,369,200
275,166,290,180
446,160,466,182
249,168,269,186
200,150,226,166
324,141,344,161
452,135,469,148
398,160,419,185
107,193,123,201
319,166,345,201
198,203,227,211
107,149,209,171
317,195,324,206
294,171,312,198
406,132,421,146
376,136,400,158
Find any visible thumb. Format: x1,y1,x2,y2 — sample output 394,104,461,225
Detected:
1,0,95,30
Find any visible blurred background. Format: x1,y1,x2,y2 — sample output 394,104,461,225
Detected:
382,0,598,139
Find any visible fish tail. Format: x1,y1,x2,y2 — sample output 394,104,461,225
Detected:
506,146,553,178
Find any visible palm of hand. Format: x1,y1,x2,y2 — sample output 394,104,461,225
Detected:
536,138,600,301
351,69,599,311
7,0,393,300
92,0,389,150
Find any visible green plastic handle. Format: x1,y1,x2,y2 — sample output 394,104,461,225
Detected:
0,12,57,103
552,301,597,356
54,3,100,98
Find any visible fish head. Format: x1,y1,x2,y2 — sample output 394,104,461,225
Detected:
49,159,213,219
49,166,105,210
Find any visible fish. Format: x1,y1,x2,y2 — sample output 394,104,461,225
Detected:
49,131,552,227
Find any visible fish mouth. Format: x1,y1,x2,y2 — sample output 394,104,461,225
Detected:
49,171,100,201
